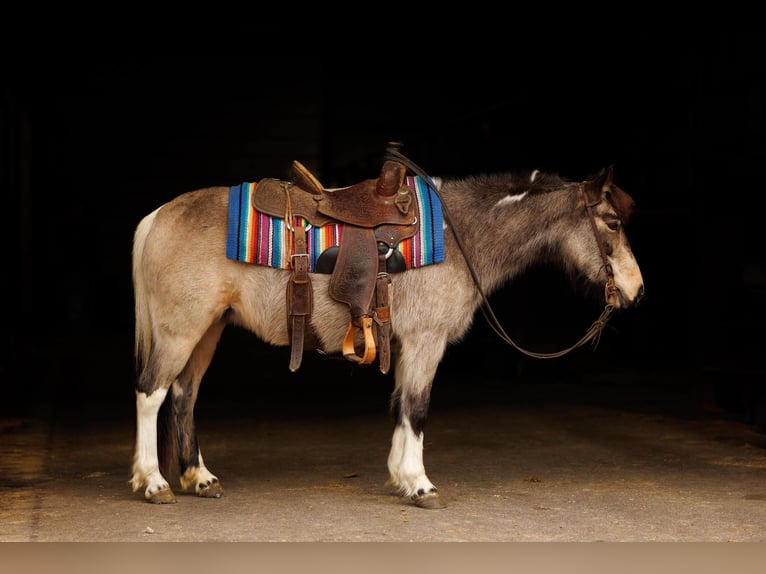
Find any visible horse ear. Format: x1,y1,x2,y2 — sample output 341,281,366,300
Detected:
596,165,614,193
596,165,636,223
603,165,615,186
582,166,613,204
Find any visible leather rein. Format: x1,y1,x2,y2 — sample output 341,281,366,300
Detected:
384,147,618,360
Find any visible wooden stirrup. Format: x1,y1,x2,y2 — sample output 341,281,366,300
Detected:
341,317,376,365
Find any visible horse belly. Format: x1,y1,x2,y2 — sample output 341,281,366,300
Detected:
231,267,351,352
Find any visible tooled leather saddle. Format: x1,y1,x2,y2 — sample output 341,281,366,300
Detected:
251,143,419,374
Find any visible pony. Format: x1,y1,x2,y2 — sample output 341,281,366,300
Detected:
129,152,644,509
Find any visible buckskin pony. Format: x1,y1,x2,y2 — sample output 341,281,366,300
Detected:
130,143,644,508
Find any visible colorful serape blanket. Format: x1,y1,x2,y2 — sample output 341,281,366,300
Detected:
226,176,444,272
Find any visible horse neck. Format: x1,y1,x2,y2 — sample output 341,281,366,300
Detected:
440,178,576,294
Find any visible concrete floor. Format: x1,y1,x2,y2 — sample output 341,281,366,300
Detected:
2,355,766,543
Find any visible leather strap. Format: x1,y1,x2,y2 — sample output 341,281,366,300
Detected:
287,225,312,372
374,251,392,374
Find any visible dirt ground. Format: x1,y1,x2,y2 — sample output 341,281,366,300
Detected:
3,357,766,544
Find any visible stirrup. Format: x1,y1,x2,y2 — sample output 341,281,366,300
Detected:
341,317,376,365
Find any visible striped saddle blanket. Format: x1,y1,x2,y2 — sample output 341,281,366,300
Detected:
226,175,445,272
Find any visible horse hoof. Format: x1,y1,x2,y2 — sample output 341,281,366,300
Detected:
413,491,446,509
198,482,224,499
147,488,177,504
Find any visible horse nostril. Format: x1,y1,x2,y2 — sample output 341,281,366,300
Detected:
636,285,646,304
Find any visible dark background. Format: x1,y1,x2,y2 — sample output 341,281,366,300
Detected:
2,26,764,424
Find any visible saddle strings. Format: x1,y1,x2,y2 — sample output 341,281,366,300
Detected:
383,146,614,360
281,181,296,255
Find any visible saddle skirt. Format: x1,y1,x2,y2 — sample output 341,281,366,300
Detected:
226,175,445,272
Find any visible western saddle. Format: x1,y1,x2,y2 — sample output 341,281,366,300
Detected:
251,143,419,374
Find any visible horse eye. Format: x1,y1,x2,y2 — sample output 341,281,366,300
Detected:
605,219,621,232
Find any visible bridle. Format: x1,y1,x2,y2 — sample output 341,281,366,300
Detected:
384,145,618,360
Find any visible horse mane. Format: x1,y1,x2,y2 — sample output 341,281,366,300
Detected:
458,170,636,224
454,170,571,198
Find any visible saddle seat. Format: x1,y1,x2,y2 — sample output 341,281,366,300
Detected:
251,144,419,373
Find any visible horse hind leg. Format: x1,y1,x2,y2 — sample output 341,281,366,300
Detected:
131,384,176,503
131,321,225,503
163,384,224,499
168,321,226,499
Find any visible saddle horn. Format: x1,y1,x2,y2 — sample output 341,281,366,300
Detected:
376,142,407,197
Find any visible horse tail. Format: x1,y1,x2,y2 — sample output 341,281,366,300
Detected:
132,208,160,374
133,207,181,483
157,394,180,484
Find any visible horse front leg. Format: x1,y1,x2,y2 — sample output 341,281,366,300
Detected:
386,335,447,509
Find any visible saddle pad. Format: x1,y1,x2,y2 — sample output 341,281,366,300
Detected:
226,176,444,272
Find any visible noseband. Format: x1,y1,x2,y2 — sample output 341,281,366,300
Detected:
385,145,616,360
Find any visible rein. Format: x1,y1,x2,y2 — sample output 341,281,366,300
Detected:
384,145,617,360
